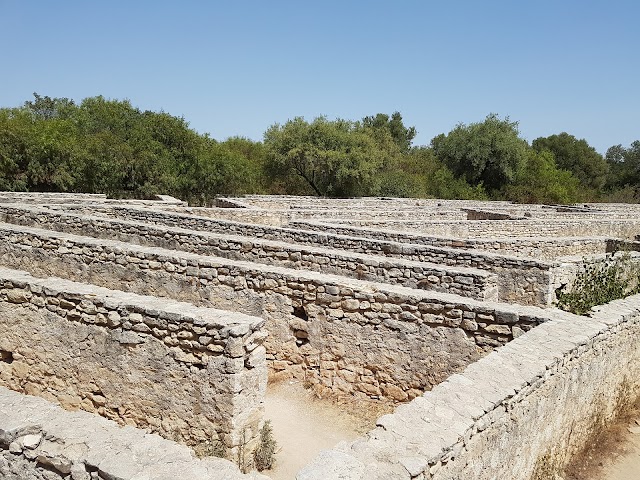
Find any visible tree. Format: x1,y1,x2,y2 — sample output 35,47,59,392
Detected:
431,113,527,192
605,141,640,195
24,92,75,120
0,107,32,191
220,137,267,193
0,93,263,203
263,116,389,197
376,146,486,199
532,132,609,191
504,150,581,204
361,112,416,152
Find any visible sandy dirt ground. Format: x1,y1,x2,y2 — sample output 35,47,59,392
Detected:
602,428,640,480
262,387,640,480
565,404,640,480
262,380,389,480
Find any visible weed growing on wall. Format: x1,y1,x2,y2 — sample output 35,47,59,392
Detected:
254,420,277,471
556,252,640,315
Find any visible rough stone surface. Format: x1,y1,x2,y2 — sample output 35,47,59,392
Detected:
0,386,268,480
0,204,572,305
0,205,498,300
0,268,266,460
298,295,640,479
0,221,551,401
0,193,639,480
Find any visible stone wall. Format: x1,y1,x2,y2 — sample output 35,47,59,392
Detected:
462,208,518,220
165,207,290,226
221,195,514,211
0,223,549,403
2,193,639,479
293,217,640,240
0,268,266,460
0,192,107,203
0,387,268,480
158,206,466,226
297,294,640,479
0,192,184,207
0,205,497,301
291,221,612,260
0,204,556,305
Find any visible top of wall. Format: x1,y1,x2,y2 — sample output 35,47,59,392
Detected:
296,293,640,479
0,386,268,480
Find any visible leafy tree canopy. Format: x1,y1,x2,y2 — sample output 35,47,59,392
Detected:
1,94,639,204
361,112,416,152
605,141,640,191
532,132,609,191
263,116,396,197
504,150,582,204
0,93,260,203
431,113,527,192
24,92,75,120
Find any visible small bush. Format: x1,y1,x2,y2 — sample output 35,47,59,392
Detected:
195,438,226,459
556,252,640,315
253,420,277,471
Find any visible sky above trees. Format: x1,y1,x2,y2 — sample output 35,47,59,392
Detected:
1,0,638,153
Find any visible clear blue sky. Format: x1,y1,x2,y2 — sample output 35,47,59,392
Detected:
1,0,638,153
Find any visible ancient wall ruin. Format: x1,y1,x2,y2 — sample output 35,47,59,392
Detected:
0,386,267,480
0,192,638,479
0,268,266,459
299,295,640,479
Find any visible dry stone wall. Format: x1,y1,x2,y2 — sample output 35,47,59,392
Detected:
0,204,557,305
291,220,613,260
156,206,466,226
0,205,497,301
297,294,640,480
1,193,639,480
0,223,549,403
295,217,640,240
0,386,268,480
0,192,107,203
223,195,514,211
0,268,266,460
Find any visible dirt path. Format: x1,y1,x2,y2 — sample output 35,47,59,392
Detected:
565,404,640,480
602,428,640,480
262,380,389,480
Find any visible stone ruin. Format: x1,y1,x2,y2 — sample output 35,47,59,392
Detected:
0,192,639,479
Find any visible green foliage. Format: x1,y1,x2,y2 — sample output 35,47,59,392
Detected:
253,420,277,471
264,116,394,197
361,112,416,152
398,147,488,200
605,141,640,195
377,169,424,198
220,136,268,193
431,114,527,192
601,184,640,203
0,93,261,205
504,150,582,204
532,132,609,191
556,252,640,315
1,94,637,204
429,166,488,200
24,92,76,120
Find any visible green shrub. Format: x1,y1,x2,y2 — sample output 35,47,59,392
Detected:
556,252,640,315
253,420,277,471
